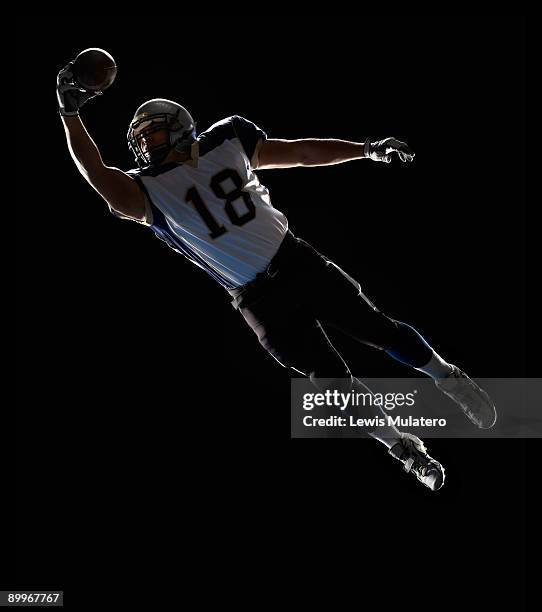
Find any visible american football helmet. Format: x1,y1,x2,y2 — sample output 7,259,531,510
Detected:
127,99,196,168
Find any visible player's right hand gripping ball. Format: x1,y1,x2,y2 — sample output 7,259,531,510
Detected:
364,137,415,163
56,49,117,117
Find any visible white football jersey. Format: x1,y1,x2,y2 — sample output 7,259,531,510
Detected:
124,116,288,289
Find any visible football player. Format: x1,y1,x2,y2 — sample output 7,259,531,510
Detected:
57,60,497,491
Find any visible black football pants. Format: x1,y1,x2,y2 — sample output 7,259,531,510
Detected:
231,232,434,382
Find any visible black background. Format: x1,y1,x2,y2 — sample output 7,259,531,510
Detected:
15,14,528,608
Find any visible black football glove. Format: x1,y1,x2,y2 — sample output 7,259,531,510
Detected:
56,62,101,117
364,137,415,163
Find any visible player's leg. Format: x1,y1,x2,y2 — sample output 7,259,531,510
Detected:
311,258,450,373
307,253,496,429
237,287,403,443
278,235,447,373
238,289,444,481
307,326,444,492
242,306,445,490
310,322,405,450
230,235,446,489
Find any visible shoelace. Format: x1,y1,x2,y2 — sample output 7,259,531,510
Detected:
402,439,429,476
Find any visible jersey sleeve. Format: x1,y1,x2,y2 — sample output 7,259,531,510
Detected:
198,116,266,165
230,115,267,162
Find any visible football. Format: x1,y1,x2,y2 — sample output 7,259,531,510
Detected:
71,48,117,92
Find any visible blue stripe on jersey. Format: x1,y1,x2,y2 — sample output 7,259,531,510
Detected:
149,202,236,289
198,116,266,159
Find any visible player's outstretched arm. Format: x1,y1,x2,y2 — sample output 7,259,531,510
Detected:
57,63,146,222
256,137,414,169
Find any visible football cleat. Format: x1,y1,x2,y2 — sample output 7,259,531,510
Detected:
389,433,445,491
435,365,497,429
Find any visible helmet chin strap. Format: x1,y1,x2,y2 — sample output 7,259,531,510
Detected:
147,143,172,165
147,140,189,166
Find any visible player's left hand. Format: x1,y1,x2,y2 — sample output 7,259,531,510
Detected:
364,137,415,163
